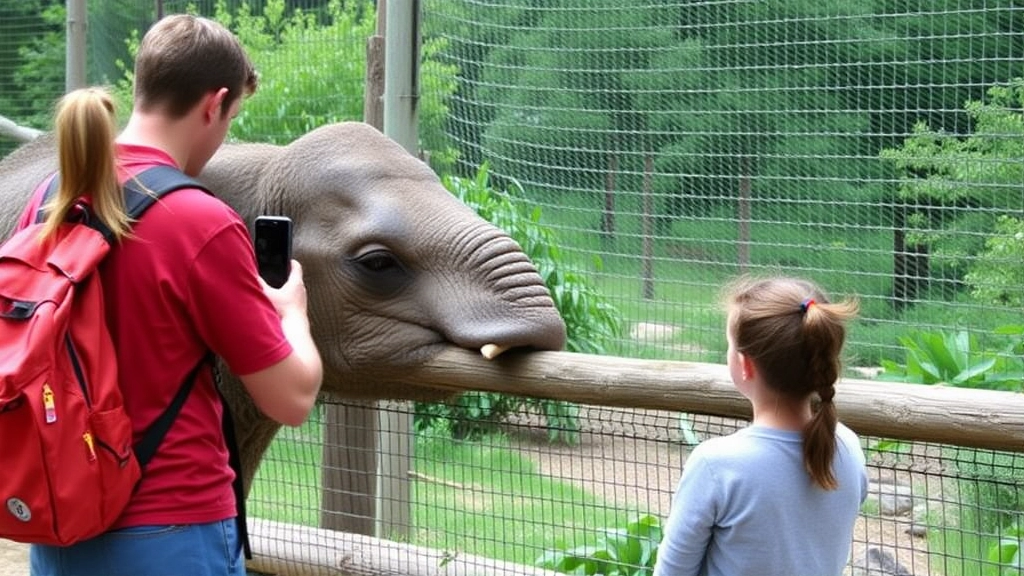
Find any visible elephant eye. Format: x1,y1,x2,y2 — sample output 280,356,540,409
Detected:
351,249,410,295
356,250,399,272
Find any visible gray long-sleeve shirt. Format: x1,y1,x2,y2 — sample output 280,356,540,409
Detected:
653,423,868,576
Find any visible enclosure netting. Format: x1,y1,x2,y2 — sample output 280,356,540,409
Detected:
424,0,1024,371
0,1,1021,575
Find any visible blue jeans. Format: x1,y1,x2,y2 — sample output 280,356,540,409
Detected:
29,518,246,576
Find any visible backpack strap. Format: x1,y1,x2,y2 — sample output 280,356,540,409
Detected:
212,365,253,560
123,165,211,220
133,353,212,468
35,165,211,243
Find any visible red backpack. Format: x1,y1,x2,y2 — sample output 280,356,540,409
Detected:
0,166,211,545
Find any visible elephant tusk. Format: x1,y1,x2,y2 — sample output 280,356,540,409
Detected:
480,344,509,360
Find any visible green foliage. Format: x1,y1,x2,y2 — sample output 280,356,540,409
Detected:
989,524,1022,576
882,325,1024,574
215,0,372,144
415,163,623,443
965,216,1024,308
536,513,663,576
881,78,1024,289
215,0,458,165
104,0,459,165
6,4,64,130
879,329,1023,391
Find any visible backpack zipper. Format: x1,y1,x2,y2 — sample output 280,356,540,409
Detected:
42,383,57,423
65,334,92,410
94,437,131,468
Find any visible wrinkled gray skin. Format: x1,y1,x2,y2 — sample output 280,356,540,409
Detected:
0,121,567,489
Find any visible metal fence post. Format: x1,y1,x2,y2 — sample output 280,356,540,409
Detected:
378,0,420,540
66,0,87,92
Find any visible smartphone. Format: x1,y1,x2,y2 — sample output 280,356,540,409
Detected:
254,216,293,289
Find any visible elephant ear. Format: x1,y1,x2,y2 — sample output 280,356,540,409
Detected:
199,142,284,225
269,122,442,203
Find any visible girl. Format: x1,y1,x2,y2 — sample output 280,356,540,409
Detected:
653,276,867,576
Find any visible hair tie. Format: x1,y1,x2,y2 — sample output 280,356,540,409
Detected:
800,298,816,313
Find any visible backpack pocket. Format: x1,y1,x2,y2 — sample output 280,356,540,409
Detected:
0,375,142,546
0,387,58,543
88,405,142,529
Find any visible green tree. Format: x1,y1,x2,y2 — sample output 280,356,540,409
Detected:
965,216,1024,308
475,0,679,195
881,78,1024,300
112,0,459,163
433,0,885,229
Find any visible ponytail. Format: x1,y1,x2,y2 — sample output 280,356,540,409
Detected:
804,385,839,490
800,300,857,490
40,87,129,241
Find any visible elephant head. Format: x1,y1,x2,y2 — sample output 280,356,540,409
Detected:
202,122,566,398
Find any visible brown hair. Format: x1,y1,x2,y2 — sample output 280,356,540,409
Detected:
134,14,258,119
724,275,859,490
41,87,129,241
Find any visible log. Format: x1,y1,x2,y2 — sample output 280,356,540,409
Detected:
401,348,1024,452
0,114,42,143
247,518,563,576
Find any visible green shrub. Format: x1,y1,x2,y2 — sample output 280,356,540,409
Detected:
536,513,663,575
883,327,1024,574
879,328,1023,391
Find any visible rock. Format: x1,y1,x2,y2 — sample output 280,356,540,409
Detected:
851,546,913,576
905,523,928,538
868,481,914,516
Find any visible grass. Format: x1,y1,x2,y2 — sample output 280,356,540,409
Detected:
530,190,901,366
928,526,1019,576
412,430,633,565
247,419,635,567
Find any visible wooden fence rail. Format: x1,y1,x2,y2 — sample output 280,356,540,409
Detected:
401,348,1024,452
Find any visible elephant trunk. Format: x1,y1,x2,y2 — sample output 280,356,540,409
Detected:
424,222,567,357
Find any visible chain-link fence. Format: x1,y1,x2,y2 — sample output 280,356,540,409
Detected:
0,1,1022,575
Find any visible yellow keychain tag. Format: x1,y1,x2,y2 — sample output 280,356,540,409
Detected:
42,383,57,424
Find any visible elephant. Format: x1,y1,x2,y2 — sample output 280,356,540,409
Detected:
0,121,567,492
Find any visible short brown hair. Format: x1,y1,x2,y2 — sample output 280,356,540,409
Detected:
134,14,258,118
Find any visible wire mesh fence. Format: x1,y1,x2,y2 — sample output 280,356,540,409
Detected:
246,398,1024,576
425,0,1024,373
1,2,1020,369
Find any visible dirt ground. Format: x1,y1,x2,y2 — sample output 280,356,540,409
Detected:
0,540,27,576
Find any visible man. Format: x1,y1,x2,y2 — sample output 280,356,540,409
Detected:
24,14,323,576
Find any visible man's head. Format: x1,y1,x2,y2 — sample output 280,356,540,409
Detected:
134,14,258,120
